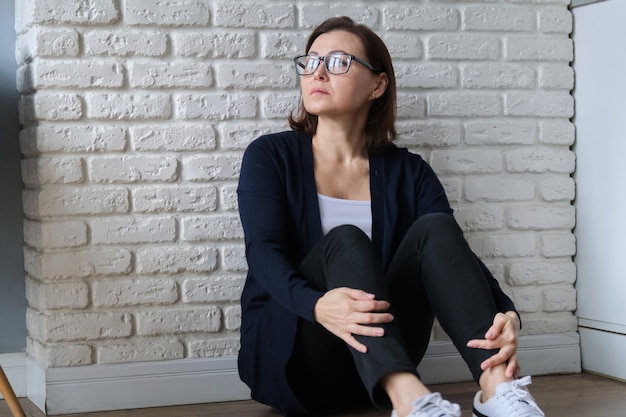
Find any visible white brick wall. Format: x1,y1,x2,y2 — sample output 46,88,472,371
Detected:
16,0,576,368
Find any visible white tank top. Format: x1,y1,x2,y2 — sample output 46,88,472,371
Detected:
317,194,372,240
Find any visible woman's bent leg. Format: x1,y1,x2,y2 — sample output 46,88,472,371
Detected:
386,213,499,382
287,225,421,412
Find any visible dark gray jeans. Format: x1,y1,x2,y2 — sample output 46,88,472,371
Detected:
286,213,500,415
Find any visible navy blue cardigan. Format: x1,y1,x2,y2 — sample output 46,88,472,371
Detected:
237,130,516,415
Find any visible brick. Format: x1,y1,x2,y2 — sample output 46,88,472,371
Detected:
23,219,88,249
32,60,124,89
85,30,168,56
28,339,92,367
539,64,574,90
87,93,172,120
136,307,221,335
300,4,379,27
465,177,535,202
182,154,242,181
539,176,575,202
175,93,257,120
263,32,305,59
506,37,573,61
464,120,537,146
216,63,296,89
221,246,247,272
125,0,209,26
19,125,127,155
132,185,217,213
541,233,576,258
22,188,129,217
462,64,535,89
509,261,576,286
396,94,426,119
396,121,461,147
542,285,576,313
539,8,573,34
221,122,283,150
136,246,218,274
462,6,535,32
507,205,575,231
175,31,256,59
131,124,216,152
98,338,184,364
506,148,575,174
129,62,213,89
454,206,505,232
384,6,459,30
382,34,423,60
89,155,178,183
223,304,241,331
430,149,502,175
90,216,176,244
428,92,501,117
21,156,85,185
428,35,500,60
182,275,245,303
24,247,132,280
395,63,457,89
214,3,294,28
181,215,243,242
187,336,240,358
261,94,299,120
26,277,89,310
93,278,178,307
521,313,578,335
510,287,541,313
19,93,82,123
220,185,239,212
540,120,575,146
28,309,132,342
466,233,536,259
506,92,573,117
35,28,80,56
33,0,119,25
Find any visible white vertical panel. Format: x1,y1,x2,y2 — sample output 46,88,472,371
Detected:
573,0,626,377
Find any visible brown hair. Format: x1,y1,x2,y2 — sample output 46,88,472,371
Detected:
288,16,398,150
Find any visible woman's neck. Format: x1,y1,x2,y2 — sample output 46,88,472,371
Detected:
313,121,367,162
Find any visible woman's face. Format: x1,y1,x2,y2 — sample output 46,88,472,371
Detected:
300,30,387,122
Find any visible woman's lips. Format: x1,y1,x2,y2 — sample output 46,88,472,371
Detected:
310,87,329,95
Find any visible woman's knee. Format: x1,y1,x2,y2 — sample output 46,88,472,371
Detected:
412,212,460,237
326,224,371,246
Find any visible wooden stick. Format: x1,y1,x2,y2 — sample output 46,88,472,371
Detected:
0,366,26,417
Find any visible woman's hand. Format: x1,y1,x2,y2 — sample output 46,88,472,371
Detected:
466,311,521,379
313,287,394,354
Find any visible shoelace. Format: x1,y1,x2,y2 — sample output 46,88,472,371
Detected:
414,393,461,417
496,376,545,417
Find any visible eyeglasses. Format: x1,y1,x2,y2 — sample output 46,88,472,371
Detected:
294,53,381,76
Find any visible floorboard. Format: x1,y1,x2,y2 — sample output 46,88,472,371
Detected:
2,373,625,416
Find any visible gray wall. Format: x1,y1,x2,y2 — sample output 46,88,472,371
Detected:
0,0,27,353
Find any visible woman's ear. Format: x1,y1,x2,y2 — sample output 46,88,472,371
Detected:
373,72,389,98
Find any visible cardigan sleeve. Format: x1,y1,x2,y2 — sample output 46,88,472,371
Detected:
237,137,323,323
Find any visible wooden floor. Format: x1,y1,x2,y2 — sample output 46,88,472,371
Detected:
2,373,626,417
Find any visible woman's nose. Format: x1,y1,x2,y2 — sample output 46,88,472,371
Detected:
313,61,328,79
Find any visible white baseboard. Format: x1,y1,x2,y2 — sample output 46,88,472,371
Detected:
0,353,28,399
9,332,581,415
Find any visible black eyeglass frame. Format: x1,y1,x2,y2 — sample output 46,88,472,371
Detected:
294,53,381,76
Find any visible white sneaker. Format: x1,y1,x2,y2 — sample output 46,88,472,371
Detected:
472,376,545,417
391,392,461,417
